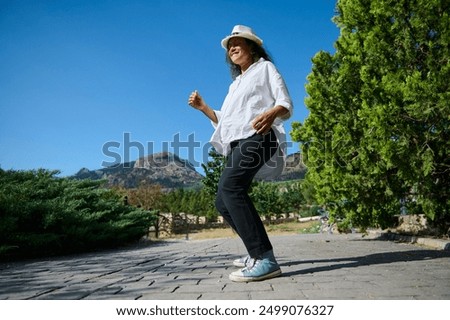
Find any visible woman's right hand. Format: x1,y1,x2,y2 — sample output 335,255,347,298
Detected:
187,90,218,124
188,90,205,111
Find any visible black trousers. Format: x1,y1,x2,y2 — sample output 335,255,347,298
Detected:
215,129,278,258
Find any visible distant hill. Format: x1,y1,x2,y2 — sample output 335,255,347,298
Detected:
273,152,307,181
72,152,306,189
73,152,203,190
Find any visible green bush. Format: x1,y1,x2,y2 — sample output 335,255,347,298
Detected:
0,169,157,259
298,205,322,218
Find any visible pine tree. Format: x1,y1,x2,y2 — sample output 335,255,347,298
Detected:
291,0,449,232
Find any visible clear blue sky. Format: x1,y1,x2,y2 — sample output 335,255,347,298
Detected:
0,0,339,176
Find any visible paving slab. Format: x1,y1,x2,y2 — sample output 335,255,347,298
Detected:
1,233,449,300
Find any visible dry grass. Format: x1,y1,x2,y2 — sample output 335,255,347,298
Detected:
165,220,321,240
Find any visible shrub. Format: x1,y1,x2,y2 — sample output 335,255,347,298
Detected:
0,169,157,259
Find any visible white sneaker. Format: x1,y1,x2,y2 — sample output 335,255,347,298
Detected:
229,251,281,282
233,255,250,268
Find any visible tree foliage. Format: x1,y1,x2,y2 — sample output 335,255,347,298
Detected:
201,148,226,198
116,182,164,211
250,182,283,219
291,0,449,231
160,188,218,221
279,181,307,213
0,169,157,259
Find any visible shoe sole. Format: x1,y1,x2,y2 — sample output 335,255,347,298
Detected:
233,261,246,268
229,269,282,282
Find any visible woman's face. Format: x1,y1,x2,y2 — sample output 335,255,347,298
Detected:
227,37,253,70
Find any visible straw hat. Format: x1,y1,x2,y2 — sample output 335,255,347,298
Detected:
221,25,263,49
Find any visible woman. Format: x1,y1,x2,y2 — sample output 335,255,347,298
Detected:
188,25,293,282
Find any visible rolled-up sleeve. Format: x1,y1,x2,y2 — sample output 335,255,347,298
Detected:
268,63,293,120
211,110,222,129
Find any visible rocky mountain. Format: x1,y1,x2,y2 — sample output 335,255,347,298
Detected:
73,152,306,190
73,152,203,189
273,152,307,181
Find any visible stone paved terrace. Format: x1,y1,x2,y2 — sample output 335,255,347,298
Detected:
1,233,449,300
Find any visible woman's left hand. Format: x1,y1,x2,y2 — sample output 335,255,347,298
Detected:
252,110,277,135
252,106,289,135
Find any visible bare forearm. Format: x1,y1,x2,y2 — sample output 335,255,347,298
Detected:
271,105,289,118
252,105,290,134
198,104,218,124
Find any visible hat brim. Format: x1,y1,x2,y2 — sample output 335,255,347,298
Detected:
221,34,263,49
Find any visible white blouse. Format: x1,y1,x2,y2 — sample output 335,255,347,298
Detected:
210,58,293,179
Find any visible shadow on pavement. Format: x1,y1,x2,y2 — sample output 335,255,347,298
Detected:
281,248,450,277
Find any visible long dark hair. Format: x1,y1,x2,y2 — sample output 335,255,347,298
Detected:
225,39,273,80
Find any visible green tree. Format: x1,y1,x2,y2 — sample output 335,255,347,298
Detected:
201,148,226,198
250,182,283,221
278,181,306,213
115,182,164,211
291,0,449,232
160,188,218,221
